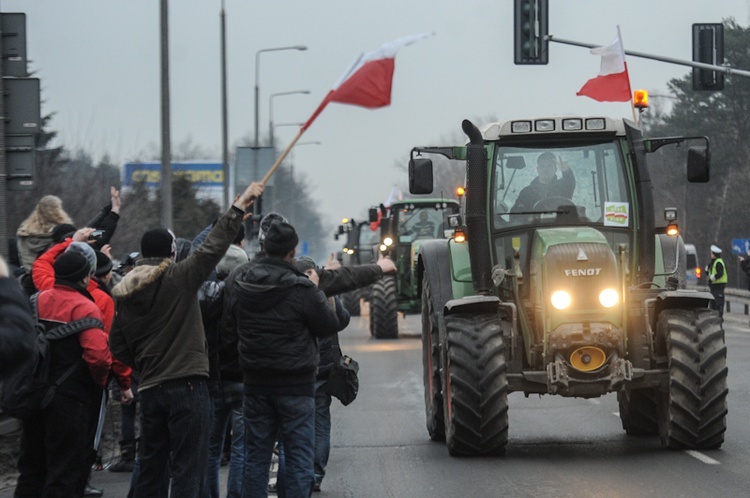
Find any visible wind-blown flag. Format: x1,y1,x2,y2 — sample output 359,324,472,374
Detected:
302,33,432,131
576,27,632,102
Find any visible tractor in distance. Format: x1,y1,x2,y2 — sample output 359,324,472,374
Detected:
367,198,461,339
410,116,727,456
334,218,379,315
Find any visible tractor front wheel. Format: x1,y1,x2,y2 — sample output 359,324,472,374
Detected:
370,275,398,339
656,309,727,449
442,313,508,456
421,278,444,441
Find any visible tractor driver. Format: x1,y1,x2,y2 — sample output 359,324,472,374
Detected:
401,211,436,240
511,151,576,212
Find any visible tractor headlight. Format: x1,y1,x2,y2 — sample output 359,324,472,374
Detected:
599,288,619,308
551,291,572,310
383,236,394,247
379,244,387,252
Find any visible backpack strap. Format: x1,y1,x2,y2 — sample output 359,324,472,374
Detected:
46,318,104,341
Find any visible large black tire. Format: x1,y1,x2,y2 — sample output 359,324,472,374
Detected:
656,309,727,449
421,278,444,441
618,388,658,435
370,275,398,339
442,313,509,456
342,290,361,316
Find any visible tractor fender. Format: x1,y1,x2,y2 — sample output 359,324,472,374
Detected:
418,239,455,315
445,295,502,317
651,290,715,355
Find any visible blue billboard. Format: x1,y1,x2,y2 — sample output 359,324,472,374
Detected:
123,162,224,188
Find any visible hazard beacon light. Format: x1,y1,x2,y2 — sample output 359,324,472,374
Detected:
634,89,649,109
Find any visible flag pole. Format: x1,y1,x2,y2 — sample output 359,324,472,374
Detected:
261,127,304,185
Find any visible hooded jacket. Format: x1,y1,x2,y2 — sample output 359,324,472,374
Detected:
109,206,244,391
228,256,342,388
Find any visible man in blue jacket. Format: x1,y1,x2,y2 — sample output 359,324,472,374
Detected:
229,221,344,497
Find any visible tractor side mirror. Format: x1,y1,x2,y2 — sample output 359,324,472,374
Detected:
506,156,527,170
337,225,345,235
409,158,434,194
687,146,709,183
368,207,379,223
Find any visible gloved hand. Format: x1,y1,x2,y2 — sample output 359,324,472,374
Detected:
709,274,716,282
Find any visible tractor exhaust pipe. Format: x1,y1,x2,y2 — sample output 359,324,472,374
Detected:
462,119,493,295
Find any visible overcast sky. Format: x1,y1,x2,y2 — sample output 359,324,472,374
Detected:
4,0,749,237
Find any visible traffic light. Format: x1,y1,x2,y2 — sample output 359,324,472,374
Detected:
514,0,548,65
692,23,724,91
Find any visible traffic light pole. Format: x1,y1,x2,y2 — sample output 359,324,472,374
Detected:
545,34,750,79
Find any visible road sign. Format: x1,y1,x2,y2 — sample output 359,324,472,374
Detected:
731,238,750,255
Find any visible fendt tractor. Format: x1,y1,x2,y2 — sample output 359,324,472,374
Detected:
411,117,727,456
368,198,460,339
334,218,379,315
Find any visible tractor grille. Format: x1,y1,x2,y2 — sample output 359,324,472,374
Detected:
545,243,617,309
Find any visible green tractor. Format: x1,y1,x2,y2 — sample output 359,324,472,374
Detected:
413,117,727,456
334,218,380,315
368,198,460,339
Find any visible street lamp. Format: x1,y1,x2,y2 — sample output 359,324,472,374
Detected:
269,90,309,148
254,45,307,147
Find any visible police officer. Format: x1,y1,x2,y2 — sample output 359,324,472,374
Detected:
706,244,727,318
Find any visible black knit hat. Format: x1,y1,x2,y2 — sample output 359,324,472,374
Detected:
263,222,299,256
54,251,91,283
52,223,78,243
94,250,113,277
140,228,175,258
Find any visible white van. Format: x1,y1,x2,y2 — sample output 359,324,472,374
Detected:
685,244,701,285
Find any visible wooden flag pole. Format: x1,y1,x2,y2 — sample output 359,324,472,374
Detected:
261,127,304,185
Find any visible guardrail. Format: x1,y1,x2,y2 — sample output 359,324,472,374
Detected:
725,287,750,315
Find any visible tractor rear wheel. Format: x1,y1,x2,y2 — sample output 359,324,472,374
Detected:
442,313,508,456
370,275,398,339
618,388,658,435
656,309,727,449
421,278,444,441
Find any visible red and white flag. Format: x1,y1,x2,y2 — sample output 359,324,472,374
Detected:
302,33,432,131
576,27,632,102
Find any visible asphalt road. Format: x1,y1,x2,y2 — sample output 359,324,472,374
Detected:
2,309,750,497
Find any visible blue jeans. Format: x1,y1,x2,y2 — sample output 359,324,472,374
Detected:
313,380,332,485
206,381,244,498
133,377,211,498
242,387,315,498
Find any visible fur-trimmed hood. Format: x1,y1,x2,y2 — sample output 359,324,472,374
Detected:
112,258,171,313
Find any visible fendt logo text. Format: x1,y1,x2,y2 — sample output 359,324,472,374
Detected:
564,268,602,277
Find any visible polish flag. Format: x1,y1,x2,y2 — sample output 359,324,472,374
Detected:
576,27,632,102
302,33,432,131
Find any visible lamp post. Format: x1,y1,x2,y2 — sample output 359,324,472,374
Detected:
269,90,309,148
254,45,307,147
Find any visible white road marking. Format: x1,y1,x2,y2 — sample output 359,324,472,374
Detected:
684,450,720,465
587,399,601,405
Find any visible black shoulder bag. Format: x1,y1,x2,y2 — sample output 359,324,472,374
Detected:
325,333,359,406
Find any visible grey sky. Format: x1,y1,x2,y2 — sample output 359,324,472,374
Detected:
4,0,749,237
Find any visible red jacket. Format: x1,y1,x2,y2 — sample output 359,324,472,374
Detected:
37,284,112,389
33,239,132,390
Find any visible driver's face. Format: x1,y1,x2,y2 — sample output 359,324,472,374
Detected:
537,159,556,183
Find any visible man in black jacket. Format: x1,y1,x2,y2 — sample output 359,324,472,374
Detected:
229,221,344,497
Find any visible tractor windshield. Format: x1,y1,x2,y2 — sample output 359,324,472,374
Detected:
394,201,460,243
492,142,629,229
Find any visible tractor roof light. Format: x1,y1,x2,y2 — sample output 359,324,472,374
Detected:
634,89,649,109
453,227,467,244
666,223,679,236
342,218,349,224
456,186,466,197
448,214,461,228
664,207,677,221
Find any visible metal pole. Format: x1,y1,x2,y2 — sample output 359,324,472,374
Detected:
546,35,750,79
0,25,7,259
160,0,173,228
220,1,229,209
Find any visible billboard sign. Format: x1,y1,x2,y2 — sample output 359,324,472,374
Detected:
123,162,224,187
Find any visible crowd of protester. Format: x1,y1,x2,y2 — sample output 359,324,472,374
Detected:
0,181,397,498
